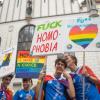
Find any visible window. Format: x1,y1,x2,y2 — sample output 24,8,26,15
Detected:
18,25,35,50
0,0,3,6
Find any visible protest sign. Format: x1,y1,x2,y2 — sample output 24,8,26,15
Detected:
16,50,46,78
30,20,64,56
65,17,100,52
30,17,100,56
0,47,16,77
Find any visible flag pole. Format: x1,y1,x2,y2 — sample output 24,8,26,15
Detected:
38,57,47,100
82,51,85,100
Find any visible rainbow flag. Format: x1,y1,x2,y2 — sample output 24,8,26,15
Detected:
69,24,98,48
1,53,12,67
16,50,46,78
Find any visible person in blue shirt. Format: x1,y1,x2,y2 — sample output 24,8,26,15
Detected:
64,54,100,100
13,78,35,100
36,58,76,100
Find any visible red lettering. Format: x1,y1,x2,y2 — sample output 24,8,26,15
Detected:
36,45,40,52
36,29,59,43
31,42,58,53
37,33,42,43
40,44,45,52
47,31,53,40
42,32,47,42
52,42,57,51
45,43,49,52
53,30,58,40
50,42,52,51
32,46,36,51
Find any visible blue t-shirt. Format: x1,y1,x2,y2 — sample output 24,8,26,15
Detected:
0,91,6,100
43,74,70,100
45,79,67,100
13,89,35,100
72,74,100,100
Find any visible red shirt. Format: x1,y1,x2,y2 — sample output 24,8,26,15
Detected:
6,88,13,100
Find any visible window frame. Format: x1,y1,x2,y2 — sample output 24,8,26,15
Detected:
17,24,35,51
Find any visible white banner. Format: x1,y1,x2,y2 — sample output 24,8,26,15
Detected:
30,16,100,56
30,20,64,56
64,17,100,52
0,47,17,78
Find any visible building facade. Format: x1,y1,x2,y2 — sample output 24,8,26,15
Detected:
0,0,100,92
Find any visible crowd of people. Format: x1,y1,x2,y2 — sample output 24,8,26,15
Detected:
0,54,100,100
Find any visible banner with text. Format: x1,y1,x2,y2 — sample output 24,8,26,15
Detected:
30,17,100,56
16,50,46,78
30,20,64,56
